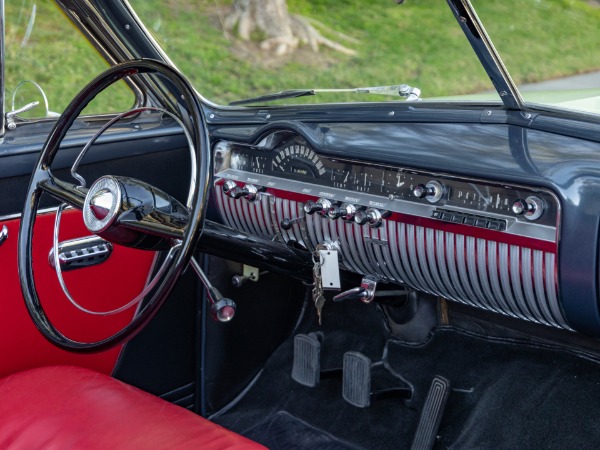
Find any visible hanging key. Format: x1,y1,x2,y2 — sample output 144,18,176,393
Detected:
312,251,326,325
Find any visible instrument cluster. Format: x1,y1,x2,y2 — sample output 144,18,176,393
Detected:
215,135,558,229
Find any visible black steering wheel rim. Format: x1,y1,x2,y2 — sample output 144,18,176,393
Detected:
18,59,210,353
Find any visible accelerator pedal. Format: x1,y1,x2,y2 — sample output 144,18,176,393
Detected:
291,332,323,387
410,375,451,450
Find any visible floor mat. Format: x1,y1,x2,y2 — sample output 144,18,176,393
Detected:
214,300,600,449
244,411,360,450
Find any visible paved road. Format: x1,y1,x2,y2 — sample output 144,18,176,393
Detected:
520,71,600,91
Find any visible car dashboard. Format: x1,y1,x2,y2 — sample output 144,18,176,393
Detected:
207,113,600,336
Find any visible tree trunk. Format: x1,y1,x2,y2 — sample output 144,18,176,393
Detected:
226,0,298,56
225,0,356,57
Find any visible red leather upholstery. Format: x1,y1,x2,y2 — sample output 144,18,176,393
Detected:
0,366,266,449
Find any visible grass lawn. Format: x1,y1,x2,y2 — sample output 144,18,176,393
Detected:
5,0,600,113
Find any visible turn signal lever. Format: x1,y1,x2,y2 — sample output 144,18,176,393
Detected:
190,257,236,322
333,276,378,304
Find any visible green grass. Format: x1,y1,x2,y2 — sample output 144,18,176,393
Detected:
5,0,600,113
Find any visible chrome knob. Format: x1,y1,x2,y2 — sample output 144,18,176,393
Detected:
413,181,444,203
339,202,358,221
211,298,236,322
243,184,262,201
303,198,332,215
222,180,243,199
327,204,341,220
354,208,386,228
513,196,544,221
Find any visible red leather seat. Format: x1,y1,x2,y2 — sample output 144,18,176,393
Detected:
0,366,265,449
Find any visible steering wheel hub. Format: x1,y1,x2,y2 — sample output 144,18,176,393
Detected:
84,176,121,232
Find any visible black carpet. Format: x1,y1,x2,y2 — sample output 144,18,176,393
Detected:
214,299,600,449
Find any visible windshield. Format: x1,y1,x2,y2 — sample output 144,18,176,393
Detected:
473,0,600,116
128,0,497,105
128,0,600,115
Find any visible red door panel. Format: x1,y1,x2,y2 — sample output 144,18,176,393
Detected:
0,209,155,378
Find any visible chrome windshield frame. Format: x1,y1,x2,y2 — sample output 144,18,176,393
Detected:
447,0,524,111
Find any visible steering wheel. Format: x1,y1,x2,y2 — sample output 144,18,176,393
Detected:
18,59,210,353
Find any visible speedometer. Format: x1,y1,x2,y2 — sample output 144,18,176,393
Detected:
272,144,326,178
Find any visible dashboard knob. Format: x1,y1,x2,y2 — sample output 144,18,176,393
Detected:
339,202,358,221
513,196,544,221
304,198,332,215
354,208,385,228
327,204,342,220
413,181,444,203
222,180,244,199
243,184,263,201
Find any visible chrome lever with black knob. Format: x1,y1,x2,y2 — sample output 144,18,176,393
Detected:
280,216,305,230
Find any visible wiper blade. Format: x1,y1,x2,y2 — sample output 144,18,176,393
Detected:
229,89,316,106
229,84,421,106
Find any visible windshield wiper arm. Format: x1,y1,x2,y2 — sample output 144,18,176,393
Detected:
229,84,421,106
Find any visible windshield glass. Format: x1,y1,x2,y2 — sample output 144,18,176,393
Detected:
128,0,498,105
471,0,600,116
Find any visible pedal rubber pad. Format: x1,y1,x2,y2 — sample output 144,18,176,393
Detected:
291,333,322,387
342,351,372,408
410,375,451,450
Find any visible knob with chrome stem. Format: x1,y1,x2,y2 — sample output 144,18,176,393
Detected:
190,256,236,322
303,198,333,216
328,202,358,221
512,196,544,221
222,181,263,201
413,180,444,203
222,180,244,199
354,208,389,228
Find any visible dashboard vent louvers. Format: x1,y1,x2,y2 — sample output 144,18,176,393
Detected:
215,189,569,331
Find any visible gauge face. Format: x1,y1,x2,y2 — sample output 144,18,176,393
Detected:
272,144,326,178
250,155,270,174
230,152,250,171
453,184,512,213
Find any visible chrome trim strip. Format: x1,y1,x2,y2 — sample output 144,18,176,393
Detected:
498,243,527,319
545,252,570,329
444,232,471,306
487,241,517,318
510,245,539,323
476,238,502,312
434,231,459,301
424,227,447,296
455,234,478,305
521,248,548,325
533,249,557,326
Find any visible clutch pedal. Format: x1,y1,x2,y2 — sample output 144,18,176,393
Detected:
291,332,323,387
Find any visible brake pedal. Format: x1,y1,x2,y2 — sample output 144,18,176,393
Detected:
410,375,451,450
291,332,323,387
